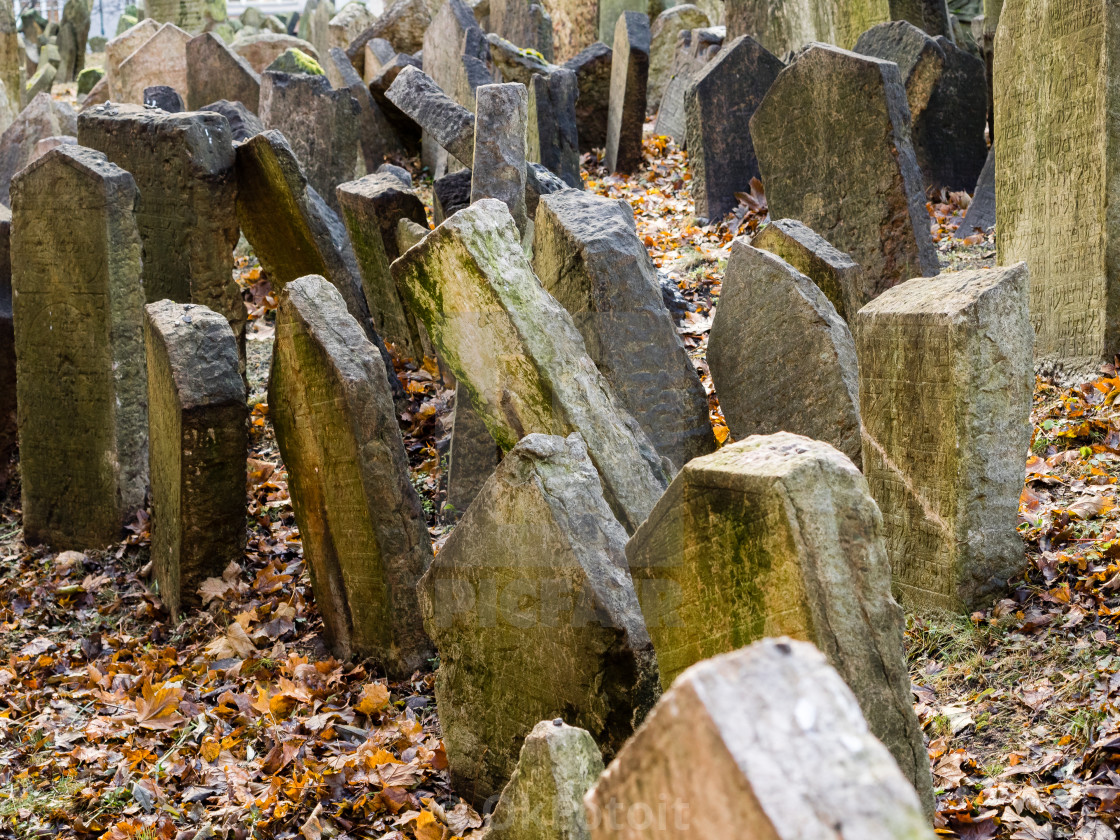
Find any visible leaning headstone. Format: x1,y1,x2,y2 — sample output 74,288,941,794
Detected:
105,17,159,94
269,275,433,676
890,0,952,37
327,0,373,51
392,199,669,533
725,0,888,56
855,264,1033,613
653,25,723,145
57,0,90,82
563,41,611,153
485,33,555,87
625,434,935,812
338,170,427,264
0,93,62,207
200,99,264,140
265,46,325,74
488,0,553,62
533,189,714,472
186,31,261,112
232,32,320,72
324,47,404,171
433,167,472,223
421,0,487,173
418,432,659,808
259,69,359,212
77,104,244,353
471,83,529,235
0,206,12,495
647,4,707,114
347,0,430,70
854,20,987,192
707,241,861,465
370,53,423,152
751,43,938,299
145,300,247,621
11,146,148,549
585,638,938,840
527,69,580,189
685,35,782,220
526,162,567,217
953,146,995,239
22,63,55,107
386,64,475,168
115,22,191,104
445,394,502,517
361,37,396,82
144,84,184,111
605,11,649,174
396,216,428,253
486,720,604,840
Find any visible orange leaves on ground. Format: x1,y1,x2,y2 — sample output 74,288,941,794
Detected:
133,680,186,731
356,681,391,716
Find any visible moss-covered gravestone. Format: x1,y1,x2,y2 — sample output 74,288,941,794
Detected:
186,31,261,112
269,275,432,676
471,83,529,236
392,199,669,533
145,300,247,621
855,264,1033,613
418,433,659,808
605,11,649,174
625,433,933,812
707,242,861,465
533,189,714,473
586,639,938,840
726,0,889,56
995,0,1117,375
751,43,939,297
11,146,148,549
77,104,244,358
0,206,13,495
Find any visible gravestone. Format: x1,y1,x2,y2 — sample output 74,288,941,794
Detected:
58,0,90,82
270,275,433,676
77,67,103,96
392,199,670,533
324,47,404,171
77,105,245,355
145,300,247,621
397,216,429,252
347,0,430,70
0,0,18,114
146,0,211,32
116,22,191,104
486,720,603,840
259,70,359,211
605,11,649,173
421,0,487,174
186,31,261,112
486,33,555,86
625,434,935,812
890,0,952,37
527,162,568,216
647,4,708,114
31,135,77,163
22,63,55,107
708,241,861,464
433,167,472,223
11,146,148,549
338,170,427,263
200,99,264,140
751,43,938,299
653,25,723,144
418,433,659,808
471,83,529,235
361,37,396,82
563,41,610,152
144,84,184,111
386,65,475,167
856,264,1033,613
726,0,889,56
105,18,159,95
0,93,65,208
533,189,714,472
995,0,1115,374
685,35,782,219
446,394,502,517
954,147,994,239
265,46,325,74
527,69,580,188
81,75,110,110
752,218,865,321
328,0,374,51
489,0,553,61
232,32,320,72
853,21,987,192
585,639,938,839
0,206,12,495
302,0,336,58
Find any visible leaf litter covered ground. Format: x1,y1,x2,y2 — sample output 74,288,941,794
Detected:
0,132,1116,840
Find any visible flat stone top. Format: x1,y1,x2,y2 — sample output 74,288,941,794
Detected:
853,19,943,81
14,143,134,188
79,103,233,135
337,171,415,199
754,219,859,272
146,299,244,409
617,10,651,52
798,40,902,74
858,263,1028,319
678,432,856,487
539,188,636,239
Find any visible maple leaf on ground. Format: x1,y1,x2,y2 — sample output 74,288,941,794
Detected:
205,621,257,660
355,682,391,716
134,680,186,731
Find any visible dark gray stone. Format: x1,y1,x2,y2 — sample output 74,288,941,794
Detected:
470,82,529,235
446,393,502,518
890,0,952,38
377,162,413,186
186,31,261,113
654,26,724,146
200,99,265,141
526,161,566,216
143,85,185,112
528,68,580,188
605,11,649,173
433,167,472,223
369,53,423,154
386,64,475,166
954,146,994,238
563,41,611,153
325,46,405,171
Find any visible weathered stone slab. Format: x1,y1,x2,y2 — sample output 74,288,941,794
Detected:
487,720,603,840
752,218,865,321
361,37,396,82
370,53,423,152
341,171,427,263
854,20,986,192
328,0,374,51
526,161,567,216
0,205,13,496
855,264,1032,612
11,146,148,549
726,0,889,57
954,146,994,239
347,0,430,71
708,241,861,464
302,0,336,58
144,84,185,111
890,0,952,37
77,66,103,96
647,4,707,114
58,0,90,82
490,0,553,62
653,25,722,144
393,199,669,532
685,35,782,220
145,300,247,621
200,99,264,140
0,93,64,208
471,82,529,235
266,46,325,75
0,0,19,117
22,62,55,107
77,104,245,354
585,638,938,839
325,46,405,171
270,275,432,675
418,432,659,808
445,393,502,517
259,69,359,212
146,0,213,33
397,216,429,252
232,31,320,72
105,17,159,94
485,32,555,86
186,31,261,112
625,433,934,812
563,41,610,153
751,43,938,299
533,189,713,471
386,64,475,167
605,11,648,173
116,22,191,104
31,135,77,163
528,68,580,188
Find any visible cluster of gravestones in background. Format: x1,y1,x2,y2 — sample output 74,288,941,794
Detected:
0,0,1101,835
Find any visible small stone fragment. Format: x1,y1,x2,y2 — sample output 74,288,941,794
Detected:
143,84,184,111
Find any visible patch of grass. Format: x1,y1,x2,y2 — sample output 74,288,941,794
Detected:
0,775,84,835
906,610,993,668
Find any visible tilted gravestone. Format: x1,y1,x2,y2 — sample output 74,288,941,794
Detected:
346,0,430,71
751,44,939,299
339,170,428,264
752,218,865,321
563,41,611,153
22,63,56,109
259,70,359,213
605,11,649,173
995,0,1115,375
421,0,487,174
654,25,723,145
418,433,660,808
327,0,373,51
725,0,888,56
471,83,529,236
324,47,405,172
854,21,987,192
954,147,995,239
386,65,476,168
392,199,669,533
708,242,861,465
115,22,191,104
856,264,1032,613
11,146,148,549
527,68,580,189
890,0,952,37
533,189,714,472
145,300,247,622
624,434,935,814
77,104,245,358
490,0,554,62
586,638,939,839
105,18,159,95
446,393,502,518
486,34,555,87
270,275,433,675
186,31,261,112
0,205,12,495
647,4,708,114
685,35,782,220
